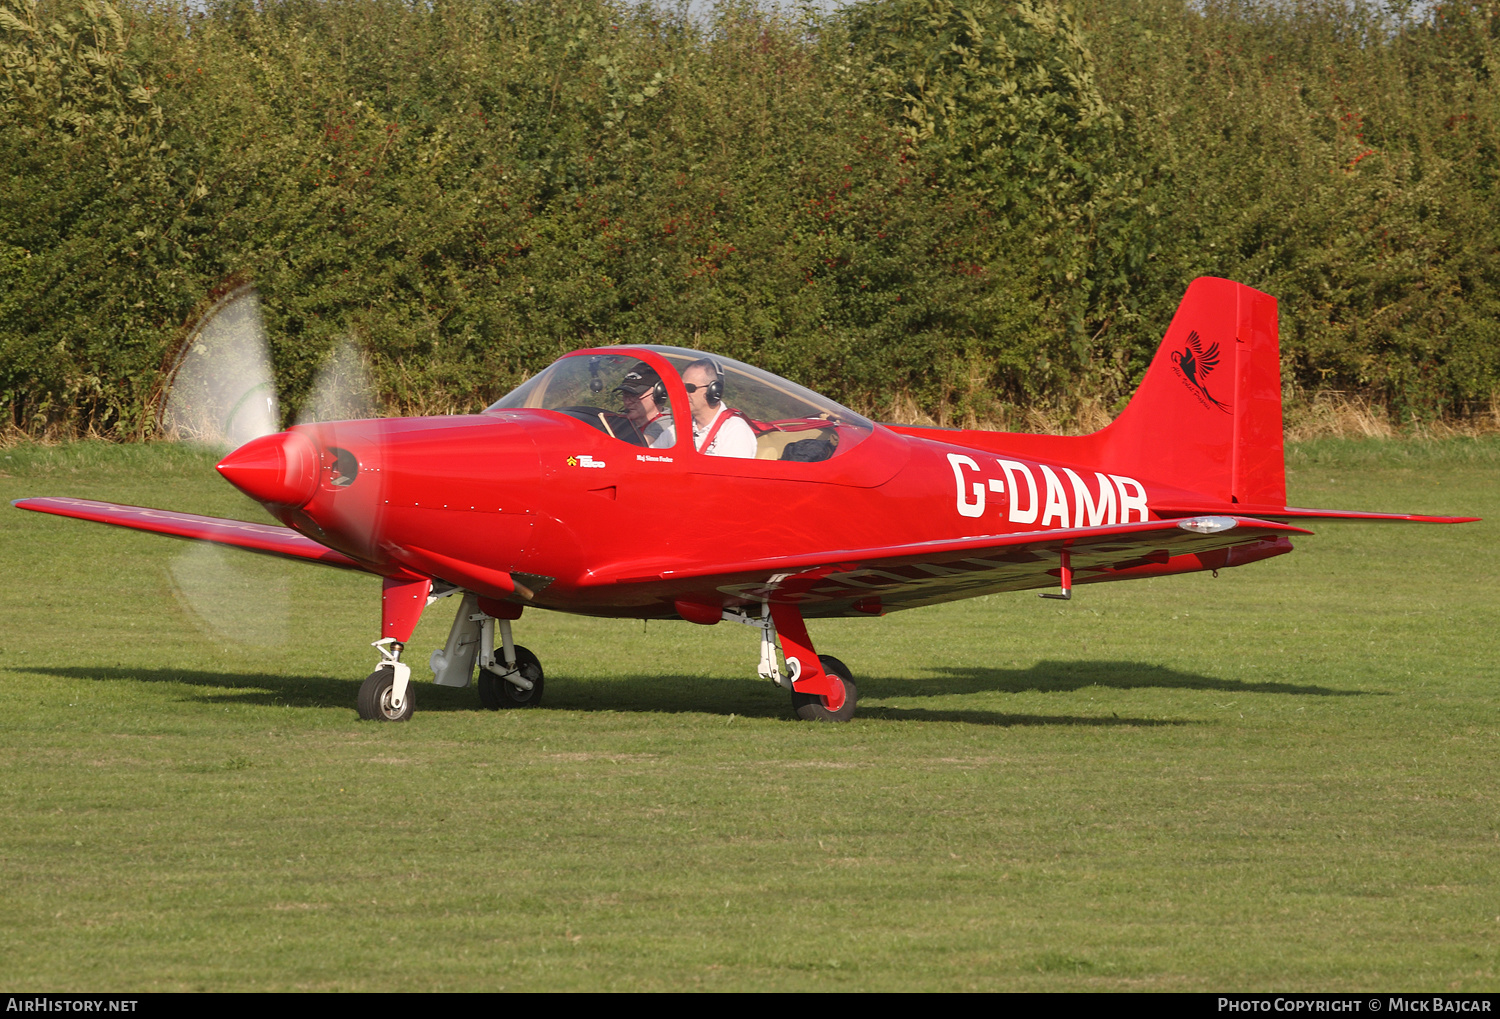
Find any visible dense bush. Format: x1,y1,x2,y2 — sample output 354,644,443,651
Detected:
1,0,1496,435
1080,0,1500,425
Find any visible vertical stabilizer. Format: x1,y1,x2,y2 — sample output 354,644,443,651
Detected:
1096,277,1285,508
889,277,1287,511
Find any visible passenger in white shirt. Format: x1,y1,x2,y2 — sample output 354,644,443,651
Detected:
683,358,756,458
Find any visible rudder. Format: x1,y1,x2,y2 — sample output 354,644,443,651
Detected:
1095,277,1285,509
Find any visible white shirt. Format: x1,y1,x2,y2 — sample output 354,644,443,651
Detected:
693,406,757,458
644,416,675,449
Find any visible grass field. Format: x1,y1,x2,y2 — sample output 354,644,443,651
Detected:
1,438,1496,991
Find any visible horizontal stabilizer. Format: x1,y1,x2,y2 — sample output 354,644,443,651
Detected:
1270,506,1478,524
13,497,370,571
1149,501,1479,525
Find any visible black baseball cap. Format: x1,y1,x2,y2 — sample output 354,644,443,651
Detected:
613,361,662,396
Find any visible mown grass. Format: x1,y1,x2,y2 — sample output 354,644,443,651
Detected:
0,438,1496,991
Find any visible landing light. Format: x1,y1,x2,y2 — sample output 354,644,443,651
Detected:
1177,516,1238,534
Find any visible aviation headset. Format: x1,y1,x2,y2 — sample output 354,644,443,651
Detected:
687,358,725,406
705,358,724,405
618,363,668,408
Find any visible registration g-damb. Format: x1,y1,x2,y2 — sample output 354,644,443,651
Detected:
948,452,1149,527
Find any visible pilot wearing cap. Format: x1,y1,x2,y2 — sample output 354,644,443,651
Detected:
614,362,676,449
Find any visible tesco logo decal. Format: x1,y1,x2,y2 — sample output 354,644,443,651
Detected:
947,453,1148,526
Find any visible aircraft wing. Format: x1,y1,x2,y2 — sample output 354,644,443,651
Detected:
604,516,1312,617
12,497,369,572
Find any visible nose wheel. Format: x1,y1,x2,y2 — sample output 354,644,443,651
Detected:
357,665,415,722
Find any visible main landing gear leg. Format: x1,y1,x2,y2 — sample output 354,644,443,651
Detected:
767,602,858,723
421,593,546,710
474,598,545,710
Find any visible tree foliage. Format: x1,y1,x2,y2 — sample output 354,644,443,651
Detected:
1,0,1497,435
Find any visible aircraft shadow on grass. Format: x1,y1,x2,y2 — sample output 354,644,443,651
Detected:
877,659,1371,699
16,658,1371,728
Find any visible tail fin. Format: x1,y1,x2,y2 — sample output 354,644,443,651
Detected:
1094,277,1285,509
888,277,1479,523
1080,279,1472,522
888,277,1286,508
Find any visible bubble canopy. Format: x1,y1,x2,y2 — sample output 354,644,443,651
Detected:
488,346,872,461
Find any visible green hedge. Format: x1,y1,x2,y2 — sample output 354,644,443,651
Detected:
2,0,1497,435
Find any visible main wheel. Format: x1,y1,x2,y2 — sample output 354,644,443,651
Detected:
477,645,545,709
791,655,857,722
357,666,414,722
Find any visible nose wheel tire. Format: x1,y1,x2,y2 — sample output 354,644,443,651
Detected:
791,655,857,722
357,666,414,722
478,645,545,709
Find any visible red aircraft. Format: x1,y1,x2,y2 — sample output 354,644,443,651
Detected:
14,277,1477,722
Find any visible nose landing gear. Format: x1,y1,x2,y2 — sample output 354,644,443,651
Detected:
358,638,415,721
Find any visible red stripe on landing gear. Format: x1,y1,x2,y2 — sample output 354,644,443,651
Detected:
768,602,835,697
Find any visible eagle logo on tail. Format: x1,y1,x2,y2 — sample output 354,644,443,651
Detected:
1169,330,1231,413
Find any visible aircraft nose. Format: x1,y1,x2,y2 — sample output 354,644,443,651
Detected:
216,431,320,507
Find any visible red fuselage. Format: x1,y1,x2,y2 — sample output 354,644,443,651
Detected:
224,408,1251,621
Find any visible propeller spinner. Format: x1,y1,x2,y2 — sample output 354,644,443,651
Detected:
215,431,320,507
